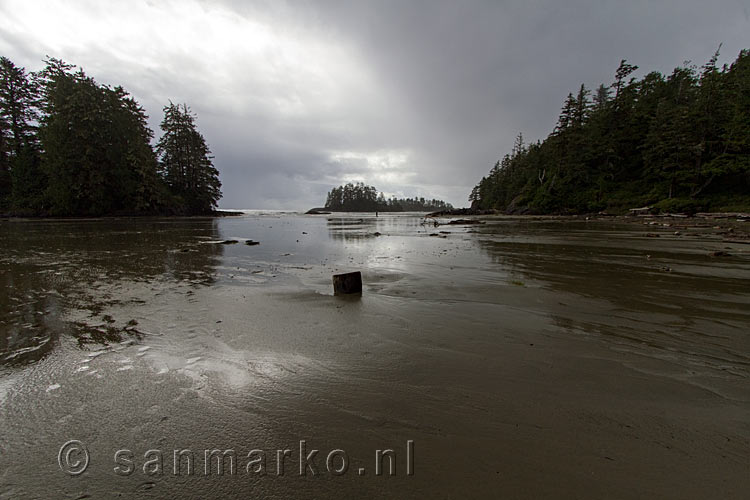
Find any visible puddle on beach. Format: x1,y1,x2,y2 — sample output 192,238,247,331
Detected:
1,213,748,498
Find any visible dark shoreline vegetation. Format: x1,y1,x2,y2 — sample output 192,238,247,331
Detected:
471,49,750,215
322,182,454,212
0,56,221,217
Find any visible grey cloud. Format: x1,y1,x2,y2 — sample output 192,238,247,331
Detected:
1,0,748,209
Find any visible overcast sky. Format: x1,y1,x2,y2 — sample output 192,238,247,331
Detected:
1,1,748,209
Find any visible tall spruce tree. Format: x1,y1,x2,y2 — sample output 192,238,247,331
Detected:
156,103,221,214
0,64,10,209
36,58,163,215
0,57,41,211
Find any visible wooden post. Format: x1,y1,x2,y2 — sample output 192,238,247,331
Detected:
332,271,362,295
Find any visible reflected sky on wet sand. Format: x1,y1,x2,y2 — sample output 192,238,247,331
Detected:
0,214,748,498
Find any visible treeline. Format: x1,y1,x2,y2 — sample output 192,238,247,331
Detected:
0,56,221,216
324,182,453,212
471,49,750,214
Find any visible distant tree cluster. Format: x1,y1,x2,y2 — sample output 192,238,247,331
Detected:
472,49,750,214
324,182,453,212
0,56,221,216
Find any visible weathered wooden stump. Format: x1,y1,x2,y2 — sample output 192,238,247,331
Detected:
332,271,362,296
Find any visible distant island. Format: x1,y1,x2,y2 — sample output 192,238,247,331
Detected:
0,56,221,217
320,182,453,212
471,48,750,215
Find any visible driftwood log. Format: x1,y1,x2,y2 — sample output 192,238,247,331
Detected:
332,271,362,295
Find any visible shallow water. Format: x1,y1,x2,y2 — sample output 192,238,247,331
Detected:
0,213,748,499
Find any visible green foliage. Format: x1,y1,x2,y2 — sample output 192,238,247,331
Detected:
0,57,40,211
472,49,750,214
156,103,222,214
36,60,166,215
0,56,222,216
324,182,453,212
653,198,702,215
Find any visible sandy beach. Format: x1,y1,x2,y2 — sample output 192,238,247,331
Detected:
1,213,748,499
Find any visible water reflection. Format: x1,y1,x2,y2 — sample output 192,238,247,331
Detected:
0,218,224,366
326,216,380,241
471,219,750,375
326,213,428,241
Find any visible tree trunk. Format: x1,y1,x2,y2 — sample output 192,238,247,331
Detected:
332,271,362,296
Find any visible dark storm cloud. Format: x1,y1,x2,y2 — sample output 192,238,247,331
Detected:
281,0,750,191
1,0,748,208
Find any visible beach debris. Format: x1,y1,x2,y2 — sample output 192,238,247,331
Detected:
420,217,440,227
426,208,497,217
710,250,731,257
447,219,484,225
245,240,260,246
201,239,238,244
629,206,653,215
332,271,362,296
373,232,382,236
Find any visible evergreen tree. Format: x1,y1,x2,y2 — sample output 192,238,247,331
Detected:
0,55,225,216
572,84,590,128
156,103,222,214
593,84,611,112
36,58,163,215
0,57,41,211
323,182,452,212
643,65,698,199
703,49,750,194
0,67,11,210
613,59,639,102
471,50,750,214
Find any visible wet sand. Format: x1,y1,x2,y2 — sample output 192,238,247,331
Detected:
0,214,748,498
